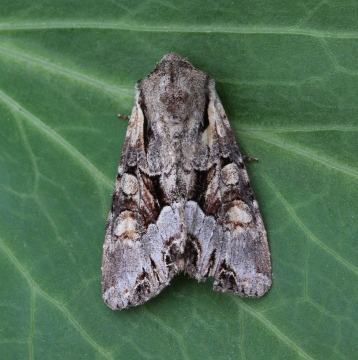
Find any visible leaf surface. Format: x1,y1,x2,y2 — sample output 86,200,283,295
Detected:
0,1,357,359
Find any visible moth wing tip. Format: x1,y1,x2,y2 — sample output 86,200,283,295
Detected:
102,286,129,310
212,273,272,298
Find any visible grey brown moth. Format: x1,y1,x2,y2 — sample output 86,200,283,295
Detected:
102,53,272,310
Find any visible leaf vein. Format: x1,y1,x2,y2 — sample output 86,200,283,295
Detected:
0,239,113,360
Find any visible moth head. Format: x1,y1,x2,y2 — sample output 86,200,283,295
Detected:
139,53,209,123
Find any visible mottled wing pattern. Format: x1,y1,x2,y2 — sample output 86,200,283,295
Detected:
184,80,272,297
102,53,271,310
101,101,181,310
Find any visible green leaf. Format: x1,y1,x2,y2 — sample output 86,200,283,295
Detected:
1,1,357,359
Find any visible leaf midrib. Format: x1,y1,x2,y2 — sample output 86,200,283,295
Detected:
0,22,357,39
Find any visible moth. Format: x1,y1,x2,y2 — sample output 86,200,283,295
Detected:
102,53,272,310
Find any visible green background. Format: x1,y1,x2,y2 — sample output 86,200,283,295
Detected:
0,1,357,359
